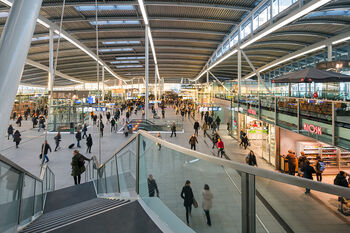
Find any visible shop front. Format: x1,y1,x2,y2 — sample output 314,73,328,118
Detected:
238,113,276,167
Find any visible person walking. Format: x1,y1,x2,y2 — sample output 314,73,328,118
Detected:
86,134,93,153
286,150,297,176
242,133,249,149
170,122,176,137
13,130,21,148
71,150,91,185
201,111,204,121
215,116,221,130
147,174,159,197
32,116,38,128
194,120,200,136
110,118,116,132
106,111,111,123
99,121,104,137
162,108,165,119
82,123,88,139
54,132,61,151
16,115,22,127
202,122,208,137
41,140,52,164
217,138,224,158
315,156,325,182
211,121,217,134
334,171,349,213
298,152,307,177
123,122,129,137
7,124,14,140
212,131,219,149
300,160,316,194
75,130,82,148
181,180,194,226
38,117,45,132
245,150,258,167
202,184,213,226
189,134,198,151
12,111,16,121
157,132,162,150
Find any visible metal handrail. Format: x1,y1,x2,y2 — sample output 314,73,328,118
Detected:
138,130,350,199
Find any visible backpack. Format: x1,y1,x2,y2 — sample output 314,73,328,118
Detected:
318,161,325,172
78,155,85,167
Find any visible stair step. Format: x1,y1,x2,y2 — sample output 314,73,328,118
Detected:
20,198,130,233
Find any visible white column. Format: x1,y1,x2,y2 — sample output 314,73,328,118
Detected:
154,71,158,108
48,29,54,96
102,66,105,101
238,49,242,99
328,44,332,62
145,25,150,120
0,0,42,147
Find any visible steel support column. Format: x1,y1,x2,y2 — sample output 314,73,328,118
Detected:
0,0,43,148
328,44,332,62
102,67,105,101
238,49,242,101
145,25,150,120
241,172,256,233
155,71,158,108
332,102,335,145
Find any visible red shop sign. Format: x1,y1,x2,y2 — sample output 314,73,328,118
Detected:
303,123,322,135
248,109,256,115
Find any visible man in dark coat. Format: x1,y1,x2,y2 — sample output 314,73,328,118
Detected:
147,174,159,197
181,180,194,226
301,160,316,194
193,120,200,136
7,124,14,140
75,130,82,148
71,150,90,185
41,140,52,164
13,130,21,148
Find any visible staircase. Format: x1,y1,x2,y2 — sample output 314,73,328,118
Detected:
19,181,162,233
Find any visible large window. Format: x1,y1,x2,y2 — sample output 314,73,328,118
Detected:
241,22,251,40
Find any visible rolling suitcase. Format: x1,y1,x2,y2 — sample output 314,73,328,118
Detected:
68,143,75,149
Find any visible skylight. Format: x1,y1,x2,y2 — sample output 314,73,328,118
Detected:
0,12,8,18
90,20,139,26
116,65,143,68
115,56,145,60
111,61,139,64
103,41,141,45
99,48,134,52
75,5,135,11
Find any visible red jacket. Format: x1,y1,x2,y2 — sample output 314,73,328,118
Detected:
217,140,224,149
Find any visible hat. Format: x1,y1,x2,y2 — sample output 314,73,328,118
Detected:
288,149,292,153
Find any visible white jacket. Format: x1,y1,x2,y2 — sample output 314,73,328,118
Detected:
202,189,213,210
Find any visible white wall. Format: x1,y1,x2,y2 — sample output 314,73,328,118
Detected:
279,128,316,156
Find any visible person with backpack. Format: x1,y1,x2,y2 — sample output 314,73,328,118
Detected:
82,123,88,139
245,150,257,167
315,156,325,182
32,116,38,128
193,120,200,136
7,124,14,140
86,134,93,153
71,150,91,185
301,160,316,194
110,118,116,132
54,132,61,151
202,122,208,137
215,116,221,130
75,130,82,148
189,134,198,151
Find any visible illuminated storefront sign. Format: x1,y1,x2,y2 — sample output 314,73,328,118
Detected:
303,123,322,135
247,109,257,115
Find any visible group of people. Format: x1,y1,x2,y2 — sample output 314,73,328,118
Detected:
147,176,213,227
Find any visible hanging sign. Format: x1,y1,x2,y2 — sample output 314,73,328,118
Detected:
248,109,257,115
303,123,322,135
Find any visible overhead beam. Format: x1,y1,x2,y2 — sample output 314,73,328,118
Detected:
269,31,332,38
25,59,84,83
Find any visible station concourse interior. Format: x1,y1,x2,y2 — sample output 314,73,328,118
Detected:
1,0,350,233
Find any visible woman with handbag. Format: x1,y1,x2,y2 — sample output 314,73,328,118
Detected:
181,180,194,226
202,184,213,226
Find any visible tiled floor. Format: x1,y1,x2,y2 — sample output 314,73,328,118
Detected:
2,107,350,232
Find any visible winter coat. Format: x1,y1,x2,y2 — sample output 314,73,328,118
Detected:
7,125,13,134
189,136,198,145
41,143,52,154
71,153,89,177
217,140,224,149
181,186,194,207
54,134,61,143
194,122,200,130
202,123,208,131
13,131,21,143
75,132,82,141
86,136,93,147
301,165,316,179
286,153,297,165
202,189,213,210
123,124,129,133
334,174,349,188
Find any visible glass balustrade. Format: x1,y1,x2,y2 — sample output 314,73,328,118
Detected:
0,157,54,232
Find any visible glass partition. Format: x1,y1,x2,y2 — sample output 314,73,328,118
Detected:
335,101,350,150
276,97,297,131
0,161,21,233
19,175,35,225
